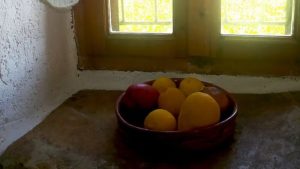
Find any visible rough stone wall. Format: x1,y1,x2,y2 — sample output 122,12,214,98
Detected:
0,0,78,153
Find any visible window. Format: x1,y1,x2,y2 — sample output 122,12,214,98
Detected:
218,0,300,61
73,0,187,71
221,0,295,36
73,0,300,75
108,0,173,34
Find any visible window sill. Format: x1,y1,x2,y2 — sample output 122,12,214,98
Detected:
78,55,300,76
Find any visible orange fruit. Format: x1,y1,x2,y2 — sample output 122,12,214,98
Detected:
152,77,176,94
178,92,220,131
158,87,186,117
144,109,177,131
179,77,204,96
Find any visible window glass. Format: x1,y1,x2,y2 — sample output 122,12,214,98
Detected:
109,0,173,34
221,0,295,36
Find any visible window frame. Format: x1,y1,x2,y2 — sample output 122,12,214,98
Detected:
215,0,300,60
73,0,300,75
73,0,188,71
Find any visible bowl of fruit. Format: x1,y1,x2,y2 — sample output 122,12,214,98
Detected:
115,77,238,152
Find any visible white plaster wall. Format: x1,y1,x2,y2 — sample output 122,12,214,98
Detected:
78,70,300,94
0,0,78,154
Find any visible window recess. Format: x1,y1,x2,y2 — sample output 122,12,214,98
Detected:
217,0,300,60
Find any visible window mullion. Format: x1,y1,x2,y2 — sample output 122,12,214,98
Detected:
121,0,125,22
285,0,294,35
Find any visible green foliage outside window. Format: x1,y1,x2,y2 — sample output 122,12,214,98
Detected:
221,0,294,36
116,0,173,33
113,0,294,36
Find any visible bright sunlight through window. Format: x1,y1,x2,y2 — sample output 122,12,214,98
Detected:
108,0,173,34
221,0,295,36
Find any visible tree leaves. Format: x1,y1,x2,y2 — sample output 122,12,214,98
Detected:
117,0,172,33
221,0,293,35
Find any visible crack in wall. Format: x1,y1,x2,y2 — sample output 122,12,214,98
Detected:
0,1,8,86
0,59,8,85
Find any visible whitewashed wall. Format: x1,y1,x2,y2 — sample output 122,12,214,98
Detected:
78,71,300,94
0,0,78,154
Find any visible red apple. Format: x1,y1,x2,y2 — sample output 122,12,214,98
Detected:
202,86,230,113
122,83,159,110
120,83,159,125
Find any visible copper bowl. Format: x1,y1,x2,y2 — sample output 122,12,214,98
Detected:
115,78,238,152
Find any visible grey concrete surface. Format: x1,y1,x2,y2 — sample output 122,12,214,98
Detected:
0,90,299,169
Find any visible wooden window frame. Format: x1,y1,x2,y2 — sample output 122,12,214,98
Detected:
196,0,300,76
73,0,191,71
216,0,300,60
73,0,300,75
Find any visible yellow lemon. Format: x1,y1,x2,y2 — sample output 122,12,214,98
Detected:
152,77,176,94
158,87,186,117
178,92,220,131
144,109,177,131
179,77,205,96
